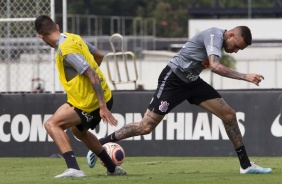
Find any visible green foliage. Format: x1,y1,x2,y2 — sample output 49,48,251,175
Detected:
221,51,237,70
216,0,274,8
0,157,280,184
54,0,277,37
149,2,183,37
60,0,148,16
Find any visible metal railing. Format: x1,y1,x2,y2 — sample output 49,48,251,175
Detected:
104,33,138,90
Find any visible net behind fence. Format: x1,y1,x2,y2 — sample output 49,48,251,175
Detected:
0,0,52,94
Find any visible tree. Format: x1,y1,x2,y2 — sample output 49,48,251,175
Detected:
55,0,276,37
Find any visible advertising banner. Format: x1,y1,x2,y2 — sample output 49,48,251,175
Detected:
0,90,281,157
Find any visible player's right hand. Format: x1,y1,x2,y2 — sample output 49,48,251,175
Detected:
246,73,264,86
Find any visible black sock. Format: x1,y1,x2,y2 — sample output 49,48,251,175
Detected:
98,149,116,173
236,145,251,169
62,151,80,170
99,132,118,145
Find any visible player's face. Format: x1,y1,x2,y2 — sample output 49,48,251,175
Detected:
224,34,247,54
38,34,56,48
37,24,60,48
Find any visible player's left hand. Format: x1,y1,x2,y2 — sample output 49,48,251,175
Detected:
99,107,118,126
246,73,264,86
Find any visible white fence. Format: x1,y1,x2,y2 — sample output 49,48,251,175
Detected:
0,0,158,93
1,2,282,93
139,47,282,90
2,46,282,92
0,0,52,93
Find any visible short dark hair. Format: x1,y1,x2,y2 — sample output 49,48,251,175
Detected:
238,26,252,45
34,15,57,35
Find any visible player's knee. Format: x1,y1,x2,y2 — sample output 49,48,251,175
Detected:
222,108,236,122
141,126,153,135
44,120,61,132
138,121,155,135
44,120,53,132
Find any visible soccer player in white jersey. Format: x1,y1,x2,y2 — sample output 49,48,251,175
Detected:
88,26,272,174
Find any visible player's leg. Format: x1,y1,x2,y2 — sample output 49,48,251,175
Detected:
86,103,165,169
100,109,164,145
99,66,184,145
187,78,271,174
90,109,164,170
199,98,243,148
71,98,125,175
188,78,248,166
71,126,126,175
199,98,272,174
44,103,85,178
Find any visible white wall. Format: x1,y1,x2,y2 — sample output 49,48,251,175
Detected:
139,48,282,90
187,18,282,89
1,18,282,92
189,18,282,40
1,48,282,92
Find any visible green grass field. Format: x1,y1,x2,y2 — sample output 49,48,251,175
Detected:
0,157,281,184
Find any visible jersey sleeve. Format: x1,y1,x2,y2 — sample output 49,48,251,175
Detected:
84,40,97,54
203,29,222,58
64,53,90,74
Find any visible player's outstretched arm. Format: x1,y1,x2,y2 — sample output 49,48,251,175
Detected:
244,73,264,86
208,55,264,86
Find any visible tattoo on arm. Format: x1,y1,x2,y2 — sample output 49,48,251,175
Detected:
209,55,246,80
85,68,105,106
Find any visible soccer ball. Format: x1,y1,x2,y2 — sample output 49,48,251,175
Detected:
100,142,125,166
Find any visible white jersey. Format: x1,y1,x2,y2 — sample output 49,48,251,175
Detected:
168,27,225,83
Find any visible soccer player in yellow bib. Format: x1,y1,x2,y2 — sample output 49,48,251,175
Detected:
34,15,126,178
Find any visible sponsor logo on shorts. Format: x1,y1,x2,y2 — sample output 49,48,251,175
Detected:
81,112,93,122
159,101,169,112
186,73,199,81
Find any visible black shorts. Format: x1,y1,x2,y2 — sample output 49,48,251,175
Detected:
148,66,221,115
68,97,113,132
